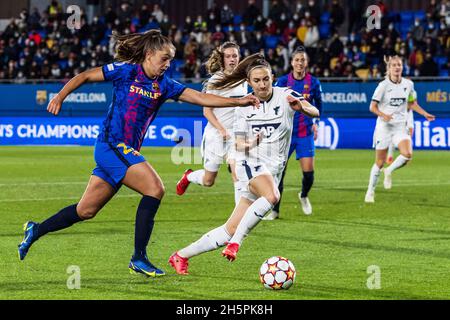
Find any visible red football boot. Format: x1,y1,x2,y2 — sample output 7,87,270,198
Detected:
176,169,193,195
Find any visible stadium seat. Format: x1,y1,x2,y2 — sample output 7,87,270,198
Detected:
413,10,426,22
233,14,242,26
264,35,279,49
439,70,449,77
320,12,330,24
400,11,414,24
319,24,330,39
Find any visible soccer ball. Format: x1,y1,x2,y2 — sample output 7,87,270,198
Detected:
259,256,296,290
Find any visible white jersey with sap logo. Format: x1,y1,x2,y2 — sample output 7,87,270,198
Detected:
233,87,300,171
372,78,415,125
204,72,248,132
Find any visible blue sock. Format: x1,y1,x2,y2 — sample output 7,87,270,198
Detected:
37,204,82,238
301,171,314,198
133,196,161,260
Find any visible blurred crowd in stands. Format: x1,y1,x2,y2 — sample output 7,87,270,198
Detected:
0,0,449,82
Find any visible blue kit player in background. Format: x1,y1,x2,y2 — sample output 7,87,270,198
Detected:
17,29,259,277
264,47,323,220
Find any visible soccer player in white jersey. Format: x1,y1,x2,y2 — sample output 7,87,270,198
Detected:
176,42,248,204
168,54,319,274
365,56,435,203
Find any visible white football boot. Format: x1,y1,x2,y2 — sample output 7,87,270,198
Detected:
298,194,312,215
365,190,375,203
262,210,279,220
384,170,392,189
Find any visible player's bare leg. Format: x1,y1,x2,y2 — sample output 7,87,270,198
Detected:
384,139,412,189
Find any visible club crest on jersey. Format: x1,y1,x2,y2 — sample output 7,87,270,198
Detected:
274,106,280,115
252,123,281,138
152,82,160,91
389,98,406,107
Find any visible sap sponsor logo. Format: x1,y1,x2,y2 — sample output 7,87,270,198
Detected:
251,123,281,138
426,90,449,103
316,118,339,150
321,92,367,104
16,124,99,139
413,121,450,148
389,98,406,107
49,92,107,104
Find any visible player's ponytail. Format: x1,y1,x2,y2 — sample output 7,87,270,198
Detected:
205,41,240,75
209,53,271,90
113,29,175,64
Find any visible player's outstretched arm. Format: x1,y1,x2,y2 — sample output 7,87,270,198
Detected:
287,95,320,118
47,67,105,115
179,88,260,108
408,101,436,122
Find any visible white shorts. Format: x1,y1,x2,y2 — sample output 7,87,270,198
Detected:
373,122,411,150
235,160,283,202
201,130,235,172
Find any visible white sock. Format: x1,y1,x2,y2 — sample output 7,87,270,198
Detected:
229,197,273,245
387,143,395,158
178,225,231,259
386,155,410,174
368,164,381,193
187,169,205,185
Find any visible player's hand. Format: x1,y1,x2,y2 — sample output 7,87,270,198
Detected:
312,123,318,141
381,113,393,122
238,94,260,109
287,95,303,111
424,113,435,122
219,128,231,140
47,94,63,115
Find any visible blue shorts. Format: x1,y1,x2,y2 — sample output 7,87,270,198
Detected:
288,135,315,160
92,141,146,190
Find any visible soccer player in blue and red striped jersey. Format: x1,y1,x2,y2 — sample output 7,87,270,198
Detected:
17,30,259,277
264,47,323,219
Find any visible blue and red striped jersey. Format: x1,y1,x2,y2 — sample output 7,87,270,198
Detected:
98,62,186,150
276,72,322,138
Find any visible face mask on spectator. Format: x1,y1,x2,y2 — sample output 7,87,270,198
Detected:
224,5,229,10
215,25,221,32
293,14,299,21
289,22,294,28
91,60,97,67
388,24,394,30
281,14,286,21
414,21,420,27
240,25,245,31
257,16,262,22
305,11,310,18
80,61,86,68
428,23,434,29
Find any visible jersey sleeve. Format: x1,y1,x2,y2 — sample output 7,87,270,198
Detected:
408,84,417,103
102,62,132,82
283,88,304,117
161,77,187,101
312,77,323,117
371,81,386,103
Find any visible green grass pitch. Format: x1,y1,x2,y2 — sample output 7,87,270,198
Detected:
1,146,449,300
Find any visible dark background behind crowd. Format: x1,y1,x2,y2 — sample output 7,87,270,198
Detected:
0,0,449,83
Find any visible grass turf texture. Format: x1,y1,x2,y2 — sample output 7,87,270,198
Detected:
0,146,449,300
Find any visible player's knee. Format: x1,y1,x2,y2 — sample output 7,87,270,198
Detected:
76,205,99,220
265,192,280,206
203,177,215,187
151,182,165,198
403,152,412,160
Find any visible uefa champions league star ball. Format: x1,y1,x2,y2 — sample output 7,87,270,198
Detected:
259,256,296,290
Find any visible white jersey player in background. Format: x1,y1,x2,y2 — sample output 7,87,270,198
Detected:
176,42,247,203
169,54,319,274
365,56,435,203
